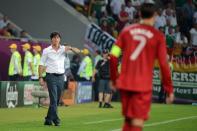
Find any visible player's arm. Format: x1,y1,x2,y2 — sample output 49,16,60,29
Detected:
157,34,174,103
110,44,121,84
110,32,124,85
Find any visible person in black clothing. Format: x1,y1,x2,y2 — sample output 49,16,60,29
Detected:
70,54,81,81
93,49,113,108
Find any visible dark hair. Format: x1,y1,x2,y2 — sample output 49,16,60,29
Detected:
102,49,109,54
50,32,61,39
140,3,156,19
96,50,101,55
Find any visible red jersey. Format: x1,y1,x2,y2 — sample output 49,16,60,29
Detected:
110,24,173,94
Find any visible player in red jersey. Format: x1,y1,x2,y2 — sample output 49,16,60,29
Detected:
110,3,174,131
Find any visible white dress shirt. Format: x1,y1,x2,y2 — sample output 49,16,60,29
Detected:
40,45,66,74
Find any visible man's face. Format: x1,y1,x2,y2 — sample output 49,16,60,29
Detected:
10,48,14,53
51,35,61,46
33,48,37,54
22,48,26,52
103,53,109,59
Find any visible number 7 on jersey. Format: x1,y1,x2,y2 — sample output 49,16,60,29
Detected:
130,35,147,61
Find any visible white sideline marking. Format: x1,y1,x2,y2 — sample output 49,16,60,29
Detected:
84,118,123,125
111,116,197,131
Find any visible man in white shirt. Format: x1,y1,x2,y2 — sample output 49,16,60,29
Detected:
125,1,136,22
39,32,72,126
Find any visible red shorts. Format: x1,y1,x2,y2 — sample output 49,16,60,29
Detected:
120,90,152,120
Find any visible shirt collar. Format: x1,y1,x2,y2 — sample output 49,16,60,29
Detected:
49,45,63,51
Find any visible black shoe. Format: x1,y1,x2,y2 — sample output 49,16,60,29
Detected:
99,102,102,108
53,120,60,126
44,121,52,126
108,104,113,108
103,103,108,108
103,103,113,108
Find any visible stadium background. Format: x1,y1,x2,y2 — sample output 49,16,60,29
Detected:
0,0,197,130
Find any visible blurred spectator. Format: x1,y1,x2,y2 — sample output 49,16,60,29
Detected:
155,9,166,29
31,45,42,81
0,26,11,37
94,50,102,67
20,30,29,38
21,43,33,81
93,49,113,108
77,48,93,81
70,54,81,81
189,22,197,46
99,11,109,25
162,2,174,16
125,1,137,22
6,23,18,37
0,15,9,29
163,2,177,27
110,0,125,20
168,11,177,27
118,4,129,31
131,0,143,7
100,19,110,32
164,19,173,35
88,10,98,24
8,43,22,81
99,11,116,30
181,0,195,34
159,26,165,34
175,26,188,46
91,0,107,18
173,26,188,55
92,49,102,101
109,21,119,38
166,26,175,56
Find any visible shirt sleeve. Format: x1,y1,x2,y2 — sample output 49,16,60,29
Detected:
40,49,47,66
157,33,173,94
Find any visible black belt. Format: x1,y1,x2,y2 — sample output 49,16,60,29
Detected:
46,73,64,76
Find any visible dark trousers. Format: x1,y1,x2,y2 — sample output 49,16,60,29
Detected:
23,76,31,81
92,75,100,101
45,73,64,122
9,74,20,81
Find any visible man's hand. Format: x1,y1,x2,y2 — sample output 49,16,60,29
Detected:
71,47,81,53
39,77,45,87
19,72,23,76
166,93,174,104
92,77,95,82
109,80,116,92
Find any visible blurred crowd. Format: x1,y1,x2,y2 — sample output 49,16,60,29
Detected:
67,0,197,58
0,15,30,39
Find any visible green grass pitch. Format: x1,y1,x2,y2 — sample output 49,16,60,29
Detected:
0,102,197,131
